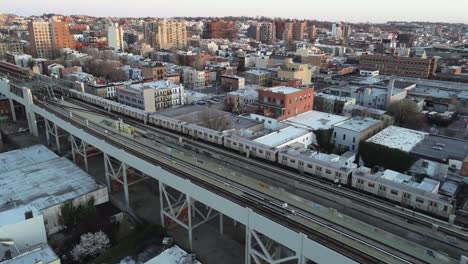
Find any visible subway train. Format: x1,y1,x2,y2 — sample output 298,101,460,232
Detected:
62,88,455,218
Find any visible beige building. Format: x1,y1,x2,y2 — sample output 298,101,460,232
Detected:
0,41,23,58
108,23,124,51
277,58,313,85
244,69,272,87
183,69,206,90
29,21,54,58
154,19,187,50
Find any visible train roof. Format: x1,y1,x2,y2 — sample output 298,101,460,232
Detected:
279,146,357,172
353,168,451,203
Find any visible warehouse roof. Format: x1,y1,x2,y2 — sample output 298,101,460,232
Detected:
366,126,428,152
3,245,59,264
283,110,349,130
0,146,106,213
145,246,201,264
334,117,382,132
0,145,57,172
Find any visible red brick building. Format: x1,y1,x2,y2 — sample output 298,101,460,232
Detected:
257,86,314,121
203,20,238,41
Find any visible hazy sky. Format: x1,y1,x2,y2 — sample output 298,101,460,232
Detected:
2,0,468,24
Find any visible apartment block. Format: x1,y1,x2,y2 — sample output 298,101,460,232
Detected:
203,20,238,40
359,54,438,79
142,63,167,81
28,21,54,58
183,69,206,90
0,41,23,58
50,21,75,50
155,19,187,50
107,23,124,51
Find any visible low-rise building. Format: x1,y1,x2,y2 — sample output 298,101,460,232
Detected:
244,69,273,87
331,117,384,152
277,58,313,85
183,69,206,90
314,93,356,114
129,80,186,110
226,87,258,113
142,63,167,81
0,145,109,236
85,82,126,99
257,86,314,121
116,85,156,112
5,52,32,68
0,41,23,58
220,74,245,92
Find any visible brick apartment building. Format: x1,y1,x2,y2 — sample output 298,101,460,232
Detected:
257,86,314,121
142,63,167,81
359,54,438,79
203,20,238,41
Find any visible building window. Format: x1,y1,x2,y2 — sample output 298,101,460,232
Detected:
343,134,346,140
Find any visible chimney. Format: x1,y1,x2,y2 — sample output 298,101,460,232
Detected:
386,77,395,108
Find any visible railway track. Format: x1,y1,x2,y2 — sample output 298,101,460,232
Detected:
38,99,430,264
62,96,468,252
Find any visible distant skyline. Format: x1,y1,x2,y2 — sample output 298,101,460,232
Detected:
3,0,468,24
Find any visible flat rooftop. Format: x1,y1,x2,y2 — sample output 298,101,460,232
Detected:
3,245,59,264
158,105,260,131
268,86,301,94
254,126,310,148
0,145,106,213
0,145,57,172
131,80,181,90
283,110,349,130
334,118,381,132
410,134,468,163
145,246,201,264
366,126,428,152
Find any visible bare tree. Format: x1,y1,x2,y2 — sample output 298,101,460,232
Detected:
199,110,231,131
387,101,426,130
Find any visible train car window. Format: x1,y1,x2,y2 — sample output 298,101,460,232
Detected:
443,205,448,212
316,166,322,171
307,164,313,169
325,169,332,174
266,152,270,156
390,189,398,195
416,197,424,203
299,161,304,166
335,172,341,177
290,159,296,163
368,183,375,188
259,150,264,154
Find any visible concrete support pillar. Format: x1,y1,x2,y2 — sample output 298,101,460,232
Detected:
104,153,111,193
54,122,61,154
187,196,193,251
219,213,224,235
45,119,50,146
25,109,38,137
122,162,130,208
8,98,16,122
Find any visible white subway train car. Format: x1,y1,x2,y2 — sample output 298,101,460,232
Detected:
183,124,225,144
223,135,279,162
149,114,185,132
277,148,356,185
352,167,453,218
